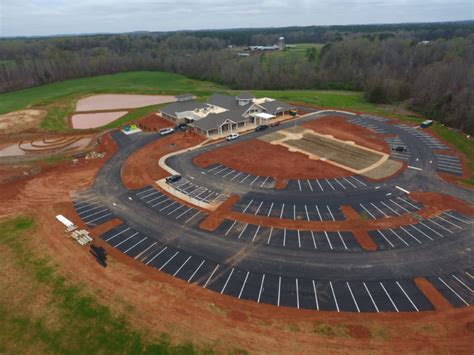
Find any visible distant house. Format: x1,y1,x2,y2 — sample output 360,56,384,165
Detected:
159,93,295,137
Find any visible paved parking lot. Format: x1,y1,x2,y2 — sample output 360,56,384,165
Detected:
203,163,276,188
285,175,368,193
427,269,474,308
348,115,390,134
167,178,228,204
232,197,346,221
395,124,448,150
72,190,116,227
100,223,436,312
352,196,422,219
385,136,411,161
216,219,361,251
369,211,472,249
435,154,464,176
134,186,207,227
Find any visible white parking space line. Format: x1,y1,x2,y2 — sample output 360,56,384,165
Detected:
220,268,235,294
334,178,346,190
82,208,109,220
222,169,236,178
185,210,202,224
310,231,317,249
88,213,112,224
452,275,473,292
168,204,185,215
351,176,366,187
279,203,285,219
360,203,376,219
327,206,335,221
363,282,379,312
395,186,410,194
188,260,205,283
249,176,260,186
325,179,335,191
380,282,399,312
145,247,168,266
315,179,324,191
389,199,410,213
438,277,469,306
240,173,251,184
105,227,131,242
277,276,281,306
257,274,266,303
293,204,296,220
173,256,192,276
242,199,254,213
324,231,333,250
296,279,300,309
267,202,274,217
148,194,167,204
78,204,103,216
283,228,287,247
152,198,170,207
347,282,360,312
409,224,433,241
444,212,470,224
124,236,147,253
329,281,339,312
266,227,274,244
380,201,400,216
160,201,177,212
419,221,444,238
297,230,301,248
337,231,348,250
252,226,261,242
377,230,395,248
342,177,357,188
304,205,310,221
135,242,157,261
427,219,453,234
230,171,243,181
75,201,99,211
397,197,418,210
371,203,388,217
214,167,228,175
139,190,160,199
408,166,423,171
254,201,264,215
176,207,193,219
159,251,179,271
260,176,269,187
395,228,420,244
297,179,302,192
238,271,250,299
306,179,313,191
237,224,249,239
397,281,419,311
312,280,319,310
206,164,222,173
203,264,220,288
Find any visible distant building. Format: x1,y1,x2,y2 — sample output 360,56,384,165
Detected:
279,36,285,51
159,93,294,137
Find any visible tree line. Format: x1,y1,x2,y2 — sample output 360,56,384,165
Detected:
0,22,473,134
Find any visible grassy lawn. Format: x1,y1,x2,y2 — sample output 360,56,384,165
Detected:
0,216,208,354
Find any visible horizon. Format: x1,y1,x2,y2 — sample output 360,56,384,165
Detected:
1,0,473,37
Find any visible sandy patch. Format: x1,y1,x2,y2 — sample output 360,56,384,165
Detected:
0,144,25,157
76,94,176,112
71,112,128,129
0,109,47,134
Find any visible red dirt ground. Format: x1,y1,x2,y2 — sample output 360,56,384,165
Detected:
122,131,204,189
138,114,175,131
193,139,353,183
0,132,473,353
302,115,390,153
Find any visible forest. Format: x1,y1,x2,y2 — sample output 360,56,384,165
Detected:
0,21,473,133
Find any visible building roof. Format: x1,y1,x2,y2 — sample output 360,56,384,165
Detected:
260,100,294,115
207,93,241,111
175,93,194,100
160,100,207,118
236,92,255,100
193,105,248,131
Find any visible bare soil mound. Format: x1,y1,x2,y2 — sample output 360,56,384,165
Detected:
193,139,352,181
0,109,47,134
76,94,176,112
138,114,175,131
71,111,128,129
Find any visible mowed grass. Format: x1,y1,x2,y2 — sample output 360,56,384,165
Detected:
0,71,223,131
0,216,209,354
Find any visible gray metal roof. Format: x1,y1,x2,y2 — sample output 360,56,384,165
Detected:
192,105,248,131
260,100,294,115
160,100,207,118
236,92,255,100
207,93,241,111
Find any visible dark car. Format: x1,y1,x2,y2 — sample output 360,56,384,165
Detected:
165,175,182,184
175,123,187,131
393,146,407,152
255,124,269,132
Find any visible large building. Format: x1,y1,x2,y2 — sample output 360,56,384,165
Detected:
159,92,294,137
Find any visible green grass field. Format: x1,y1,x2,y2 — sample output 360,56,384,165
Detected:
0,216,210,354
0,70,472,184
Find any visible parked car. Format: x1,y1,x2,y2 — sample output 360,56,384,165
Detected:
255,124,269,132
166,175,182,184
270,121,280,127
226,133,240,141
393,146,407,152
175,123,187,131
159,127,174,136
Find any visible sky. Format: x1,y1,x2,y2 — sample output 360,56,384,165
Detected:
1,0,473,37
